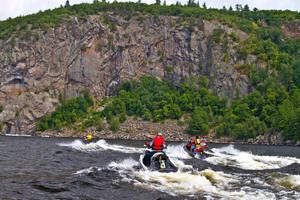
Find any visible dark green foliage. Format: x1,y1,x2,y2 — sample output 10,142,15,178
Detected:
119,112,127,123
83,113,103,130
0,105,3,113
110,117,120,132
188,107,209,135
212,27,224,43
1,1,300,40
272,90,300,141
187,0,198,7
65,0,70,8
292,59,300,88
243,5,250,12
104,76,226,124
36,91,93,131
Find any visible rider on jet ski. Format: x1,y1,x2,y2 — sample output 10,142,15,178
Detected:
84,132,93,143
144,132,165,166
186,135,209,154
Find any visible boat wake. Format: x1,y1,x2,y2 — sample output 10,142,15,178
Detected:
71,142,300,199
75,157,299,199
57,139,144,153
205,145,300,170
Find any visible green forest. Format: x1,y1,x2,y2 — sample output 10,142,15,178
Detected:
3,1,299,141
37,75,300,141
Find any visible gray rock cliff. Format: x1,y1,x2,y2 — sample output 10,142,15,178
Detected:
0,14,255,134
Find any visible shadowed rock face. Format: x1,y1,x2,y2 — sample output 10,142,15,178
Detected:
0,14,253,134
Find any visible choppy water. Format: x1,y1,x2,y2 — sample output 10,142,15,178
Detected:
0,136,300,199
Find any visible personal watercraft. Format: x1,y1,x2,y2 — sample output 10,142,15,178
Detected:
140,144,178,173
184,144,212,159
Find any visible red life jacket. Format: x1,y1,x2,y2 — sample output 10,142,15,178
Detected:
152,136,164,151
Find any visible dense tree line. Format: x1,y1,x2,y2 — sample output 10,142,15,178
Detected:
1,1,299,39
36,75,300,141
103,76,300,141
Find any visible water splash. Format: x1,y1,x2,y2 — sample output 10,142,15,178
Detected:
4,134,32,137
58,139,144,153
103,158,276,199
165,144,191,159
74,166,101,175
267,173,300,190
205,145,300,170
108,158,140,170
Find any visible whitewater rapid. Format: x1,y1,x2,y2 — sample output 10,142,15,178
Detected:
61,140,300,199
205,145,300,170
75,157,300,199
59,140,300,170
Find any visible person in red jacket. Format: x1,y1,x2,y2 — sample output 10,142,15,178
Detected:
143,132,166,166
151,132,165,151
186,138,195,152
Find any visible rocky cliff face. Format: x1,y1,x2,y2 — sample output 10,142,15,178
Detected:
0,14,253,134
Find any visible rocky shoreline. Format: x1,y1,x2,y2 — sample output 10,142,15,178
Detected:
33,117,300,146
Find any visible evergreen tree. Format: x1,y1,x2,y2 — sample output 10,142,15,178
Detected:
202,2,207,9
65,0,70,8
155,0,161,5
229,6,233,11
235,4,242,11
222,6,226,10
163,0,166,6
243,4,250,11
253,7,258,11
187,0,197,7
93,0,99,3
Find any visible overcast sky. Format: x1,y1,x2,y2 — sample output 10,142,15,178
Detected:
1,0,299,21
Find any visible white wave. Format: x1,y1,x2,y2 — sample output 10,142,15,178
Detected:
58,139,103,152
105,158,276,199
58,139,144,153
133,169,277,199
74,166,102,175
108,158,139,170
5,134,32,137
273,174,300,190
95,140,144,153
165,144,191,159
205,145,300,170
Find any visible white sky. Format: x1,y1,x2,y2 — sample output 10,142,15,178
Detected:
0,0,299,21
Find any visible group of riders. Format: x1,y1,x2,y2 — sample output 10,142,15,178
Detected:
83,130,208,155
185,135,209,154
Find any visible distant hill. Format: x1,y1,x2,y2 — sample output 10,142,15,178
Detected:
0,2,300,143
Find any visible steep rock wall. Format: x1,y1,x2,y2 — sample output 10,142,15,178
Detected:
0,14,252,134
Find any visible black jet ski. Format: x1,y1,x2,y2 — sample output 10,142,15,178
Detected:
140,150,178,173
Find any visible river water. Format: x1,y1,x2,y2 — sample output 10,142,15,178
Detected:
0,136,300,200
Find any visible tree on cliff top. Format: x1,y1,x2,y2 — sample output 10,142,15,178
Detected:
65,0,70,8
